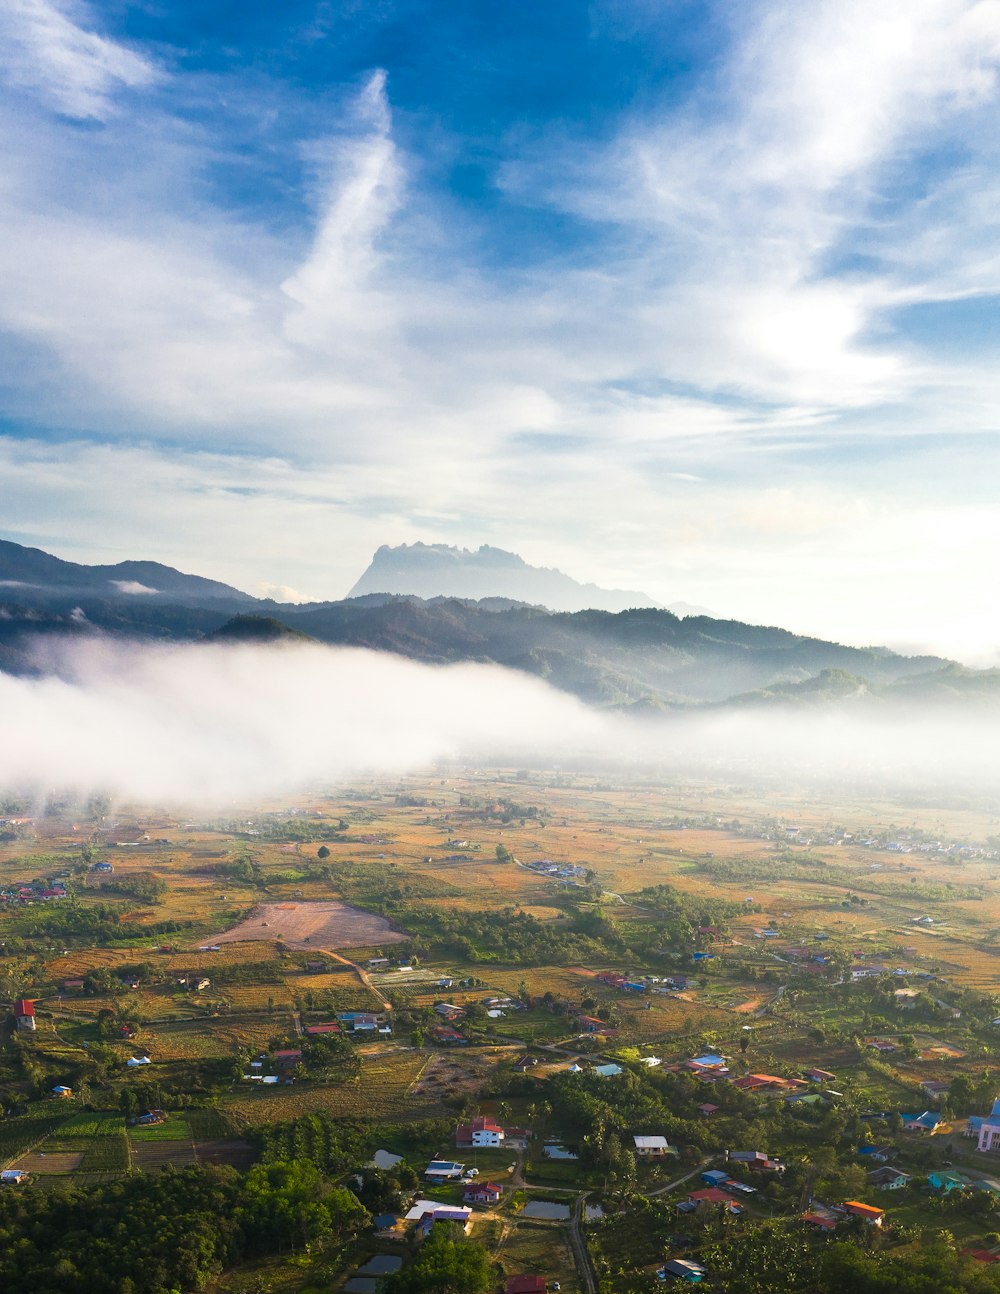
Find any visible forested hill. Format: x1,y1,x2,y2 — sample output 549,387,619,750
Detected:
0,590,957,710
4,537,991,708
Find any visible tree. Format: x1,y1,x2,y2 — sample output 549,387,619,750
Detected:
237,1160,366,1253
385,1223,492,1293
317,846,330,859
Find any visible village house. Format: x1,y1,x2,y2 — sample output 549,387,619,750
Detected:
733,1073,809,1094
13,999,35,1031
803,1068,836,1083
456,1116,505,1148
868,1166,912,1190
304,1022,342,1035
843,1201,885,1225
339,1011,381,1032
633,1135,674,1158
967,1097,1000,1150
464,1181,502,1205
274,1049,303,1068
657,1258,707,1283
729,1150,784,1172
688,1187,741,1211
432,1026,466,1044
424,1160,465,1180
505,1278,547,1294
1,1169,30,1185
900,1110,942,1133
406,1201,473,1237
802,1209,839,1231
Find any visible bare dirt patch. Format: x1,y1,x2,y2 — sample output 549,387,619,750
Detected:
13,1151,83,1174
205,901,408,950
195,1138,257,1169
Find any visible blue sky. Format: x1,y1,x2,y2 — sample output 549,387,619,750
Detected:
1,0,999,661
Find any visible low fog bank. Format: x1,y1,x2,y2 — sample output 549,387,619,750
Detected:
1,637,999,807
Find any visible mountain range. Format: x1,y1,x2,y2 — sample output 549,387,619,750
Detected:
1,537,995,710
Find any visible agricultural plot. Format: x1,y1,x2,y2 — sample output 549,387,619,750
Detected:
0,1112,70,1166
132,1140,197,1171
496,1218,580,1293
12,1150,83,1174
194,1138,257,1169
129,1115,192,1141
223,1051,434,1126
131,1016,284,1061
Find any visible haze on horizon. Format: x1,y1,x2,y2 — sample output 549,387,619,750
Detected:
1,2,999,664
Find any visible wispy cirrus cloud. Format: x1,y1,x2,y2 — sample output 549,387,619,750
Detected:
0,0,159,120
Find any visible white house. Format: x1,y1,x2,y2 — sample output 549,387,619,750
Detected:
634,1135,673,1158
456,1116,505,1148
425,1160,465,1180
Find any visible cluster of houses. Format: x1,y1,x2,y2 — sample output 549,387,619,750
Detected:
802,1200,886,1231
338,1011,392,1036
242,1048,304,1084
593,970,696,995
524,859,588,881
0,880,67,907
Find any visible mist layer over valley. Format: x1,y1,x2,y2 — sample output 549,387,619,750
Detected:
2,635,999,808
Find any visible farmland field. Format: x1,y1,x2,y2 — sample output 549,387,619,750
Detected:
6,762,1000,1292
205,901,408,950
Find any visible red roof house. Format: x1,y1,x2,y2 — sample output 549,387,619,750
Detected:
505,1279,547,1294
689,1187,737,1206
13,1000,35,1031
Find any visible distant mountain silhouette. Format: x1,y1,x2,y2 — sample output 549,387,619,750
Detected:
348,542,669,613
0,539,255,611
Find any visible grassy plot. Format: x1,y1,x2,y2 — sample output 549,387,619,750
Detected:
497,1218,580,1293
129,1115,192,1141
223,1051,434,1126
187,1108,236,1138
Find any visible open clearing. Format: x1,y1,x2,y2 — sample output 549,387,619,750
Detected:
206,900,408,950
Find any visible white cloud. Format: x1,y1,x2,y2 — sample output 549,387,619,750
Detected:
2,637,999,807
0,0,159,121
0,3,998,664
